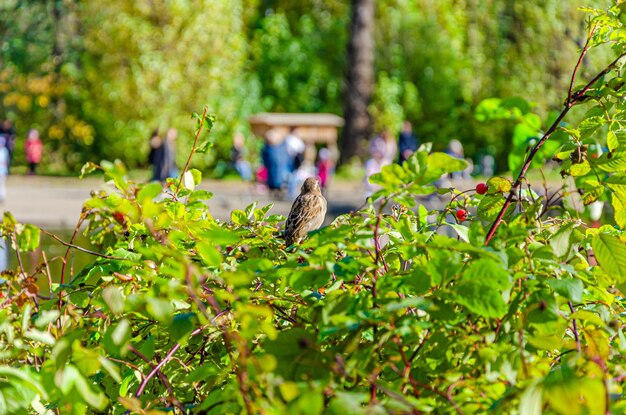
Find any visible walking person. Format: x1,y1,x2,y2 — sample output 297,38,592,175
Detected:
164,128,179,179
24,129,43,175
284,127,305,173
316,147,333,195
398,120,419,163
148,129,167,181
0,120,15,173
231,132,252,181
0,136,8,202
261,129,289,198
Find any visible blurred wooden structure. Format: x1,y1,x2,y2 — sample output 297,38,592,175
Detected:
248,113,344,161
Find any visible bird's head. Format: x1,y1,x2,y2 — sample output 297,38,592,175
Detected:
301,177,321,193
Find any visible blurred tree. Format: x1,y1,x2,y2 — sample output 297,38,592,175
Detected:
0,0,615,174
340,0,375,165
248,0,348,114
76,0,252,169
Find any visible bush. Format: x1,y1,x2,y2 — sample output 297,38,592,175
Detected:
2,4,626,414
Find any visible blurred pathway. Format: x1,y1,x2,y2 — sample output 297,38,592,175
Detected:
3,176,370,228
4,175,485,229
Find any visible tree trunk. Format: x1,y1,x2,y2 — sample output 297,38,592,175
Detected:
339,0,375,165
51,0,65,121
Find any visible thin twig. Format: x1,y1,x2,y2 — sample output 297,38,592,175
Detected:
124,327,204,415
567,24,597,101
129,346,186,412
12,233,26,279
60,217,83,286
175,106,209,195
568,301,581,353
41,229,124,261
41,251,53,297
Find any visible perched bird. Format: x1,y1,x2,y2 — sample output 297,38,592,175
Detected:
284,177,327,246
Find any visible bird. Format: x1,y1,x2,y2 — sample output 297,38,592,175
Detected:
284,177,327,247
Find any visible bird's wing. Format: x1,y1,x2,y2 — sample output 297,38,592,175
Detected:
285,193,326,237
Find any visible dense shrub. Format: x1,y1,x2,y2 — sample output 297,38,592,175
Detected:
3,4,626,415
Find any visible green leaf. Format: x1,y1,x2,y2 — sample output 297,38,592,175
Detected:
24,329,56,345
34,310,60,328
592,233,626,282
486,177,512,194
547,278,583,303
189,168,202,186
290,389,324,415
0,366,48,411
60,365,108,410
16,224,40,252
146,298,173,323
477,195,505,221
612,192,626,229
581,180,604,205
519,383,542,415
594,151,626,172
231,209,249,226
550,222,576,258
104,319,131,357
80,162,99,179
567,160,591,176
422,152,468,183
326,392,369,415
170,313,196,344
461,258,511,290
448,224,469,242
578,115,605,135
454,281,507,318
137,182,163,203
202,227,240,245
606,175,626,228
182,170,195,190
98,357,122,383
102,286,125,315
196,241,222,267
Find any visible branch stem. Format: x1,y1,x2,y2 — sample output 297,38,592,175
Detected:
175,106,209,195
485,51,626,244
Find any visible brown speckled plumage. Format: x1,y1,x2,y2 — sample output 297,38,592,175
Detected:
284,177,327,246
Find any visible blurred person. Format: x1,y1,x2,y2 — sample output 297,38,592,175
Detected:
316,147,333,195
284,127,306,172
365,134,394,198
445,139,467,180
479,153,495,177
398,120,419,163
165,128,179,178
0,120,15,173
370,130,397,165
445,139,464,159
0,136,8,202
24,129,43,175
231,132,252,181
148,129,166,181
261,130,289,198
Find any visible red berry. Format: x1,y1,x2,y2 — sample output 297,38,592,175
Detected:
476,183,488,195
456,209,467,221
112,211,126,225
225,246,234,253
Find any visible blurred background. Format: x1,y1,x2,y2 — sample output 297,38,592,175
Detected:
0,0,613,177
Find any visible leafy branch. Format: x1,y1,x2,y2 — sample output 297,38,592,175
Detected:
485,38,626,244
174,106,215,195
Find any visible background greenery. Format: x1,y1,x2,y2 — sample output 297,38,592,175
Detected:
0,0,614,173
